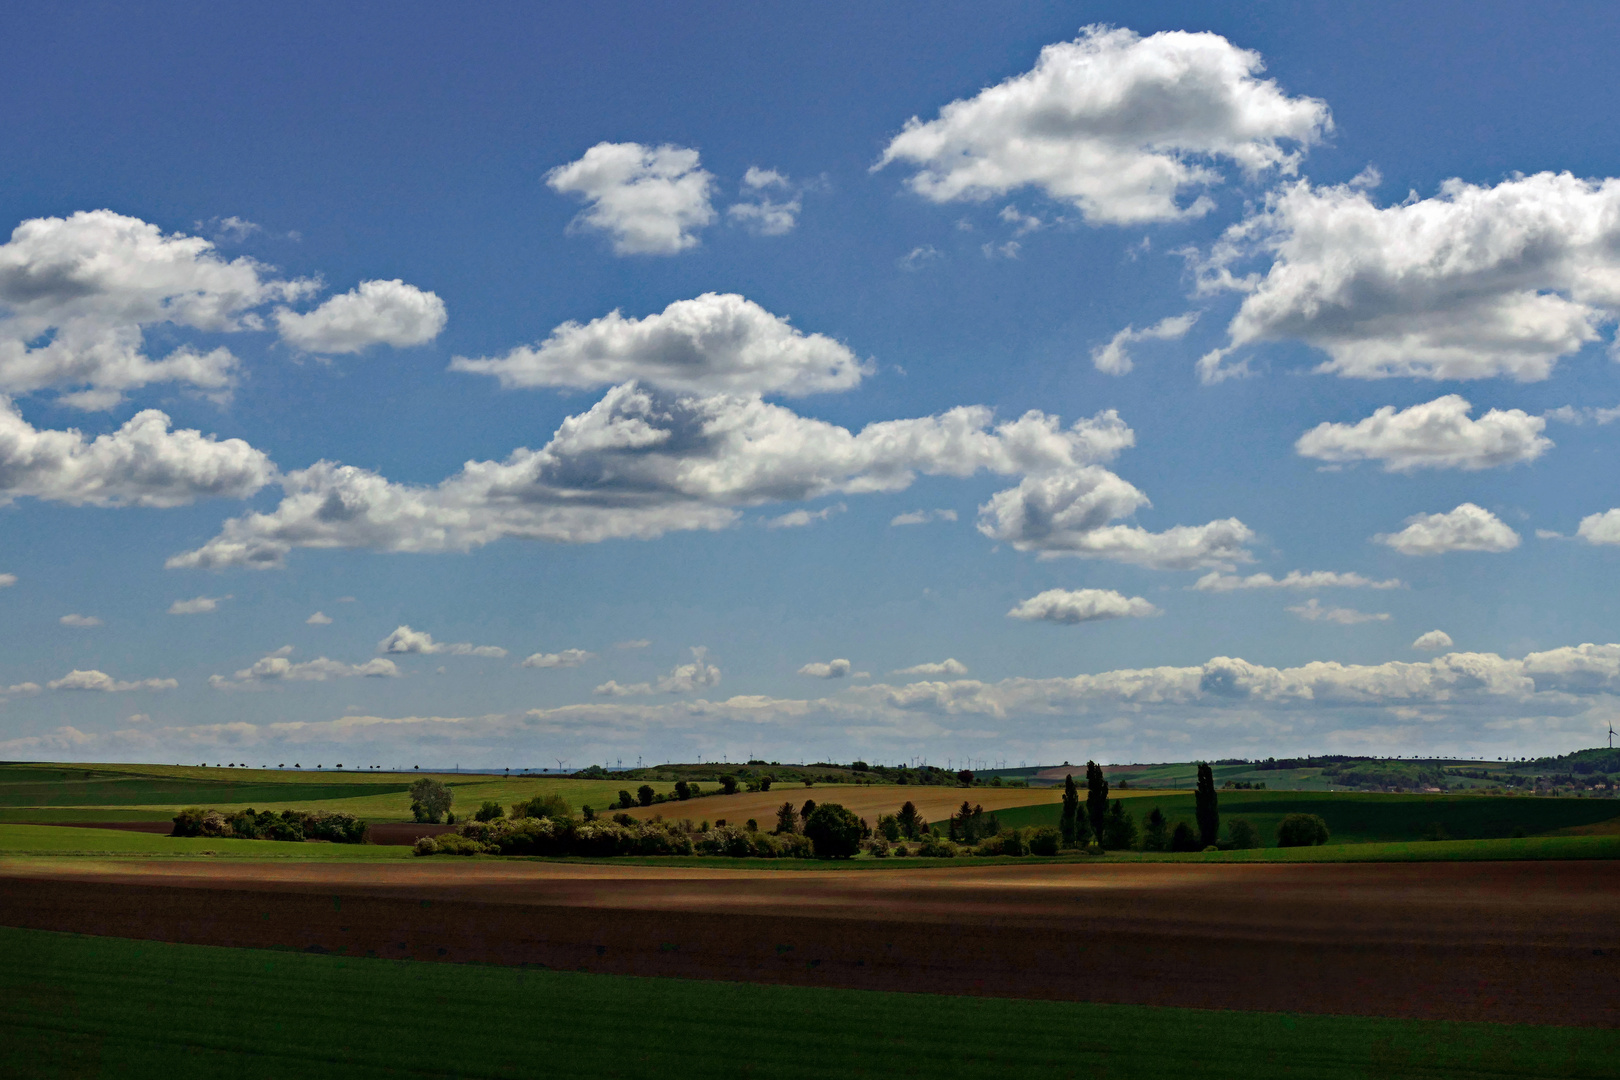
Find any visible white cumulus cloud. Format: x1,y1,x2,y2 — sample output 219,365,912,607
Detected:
1295,396,1551,472
766,503,844,529
1192,570,1403,591
877,26,1329,225
1007,588,1160,624
1577,509,1620,546
1375,503,1520,556
1287,598,1389,625
1091,312,1199,376
377,626,507,658
0,397,275,507
0,573,16,587
891,508,957,526
306,611,333,625
522,649,596,669
727,167,801,236
59,614,102,627
546,142,716,255
891,658,969,677
275,279,446,354
452,293,868,397
169,595,228,615
209,646,399,689
798,658,853,679
1412,630,1454,651
49,669,177,692
1198,172,1620,383
594,647,720,696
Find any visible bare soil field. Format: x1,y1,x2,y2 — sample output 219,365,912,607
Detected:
615,783,1072,826
1,857,1614,1027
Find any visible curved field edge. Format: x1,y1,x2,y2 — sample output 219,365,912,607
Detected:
1,926,1615,1080
0,823,1615,864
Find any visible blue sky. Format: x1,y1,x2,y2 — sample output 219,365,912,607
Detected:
3,1,1620,768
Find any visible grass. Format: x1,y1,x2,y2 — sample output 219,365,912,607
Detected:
0,824,410,860
991,789,1620,845
1,926,1615,1079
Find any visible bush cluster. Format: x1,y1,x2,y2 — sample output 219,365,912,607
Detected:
417,813,819,859
171,807,368,843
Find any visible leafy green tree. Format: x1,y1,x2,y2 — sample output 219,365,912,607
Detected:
1227,818,1260,849
876,813,901,841
1169,821,1200,852
1085,761,1109,849
720,774,739,795
510,793,572,821
1277,813,1330,847
409,778,452,824
1103,800,1138,849
616,790,635,810
1194,762,1219,847
637,784,655,807
803,802,863,858
956,769,974,787
1059,773,1080,845
474,800,504,822
1028,826,1061,856
1141,807,1170,852
674,780,690,800
759,776,773,791
774,801,797,834
896,800,922,840
800,798,817,826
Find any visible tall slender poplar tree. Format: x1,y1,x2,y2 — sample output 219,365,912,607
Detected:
1060,772,1080,845
1085,760,1109,849
1194,762,1220,847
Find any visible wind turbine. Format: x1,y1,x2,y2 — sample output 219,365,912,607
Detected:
1610,723,1615,750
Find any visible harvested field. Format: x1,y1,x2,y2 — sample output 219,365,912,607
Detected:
1,857,1615,1027
614,783,1075,826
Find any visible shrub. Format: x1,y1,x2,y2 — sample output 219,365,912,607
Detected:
868,837,891,858
412,836,439,856
916,834,957,858
759,777,772,792
510,793,572,822
1169,821,1200,852
617,790,635,810
1277,813,1330,847
612,812,635,826
1103,801,1138,850
876,814,901,842
1141,808,1170,852
1000,827,1027,856
1028,826,1061,856
170,807,207,838
474,800,504,822
892,842,910,857
745,818,758,832
434,833,486,856
1226,819,1260,850
803,803,863,859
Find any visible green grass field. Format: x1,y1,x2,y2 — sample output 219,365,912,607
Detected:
1,926,1613,1079
993,789,1620,845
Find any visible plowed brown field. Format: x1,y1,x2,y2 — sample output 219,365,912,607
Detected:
1,857,1615,1027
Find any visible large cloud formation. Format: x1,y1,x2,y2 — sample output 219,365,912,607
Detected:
0,398,274,507
1199,172,1620,382
1295,395,1552,472
275,279,447,354
877,26,1329,225
208,646,399,689
169,384,1239,571
1375,503,1520,556
1007,588,1160,623
452,293,868,396
546,142,716,255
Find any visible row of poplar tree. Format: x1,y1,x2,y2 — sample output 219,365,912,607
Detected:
1059,761,1221,850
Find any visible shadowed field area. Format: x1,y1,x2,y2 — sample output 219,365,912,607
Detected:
2,925,1617,1080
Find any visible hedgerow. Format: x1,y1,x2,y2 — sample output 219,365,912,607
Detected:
170,807,369,843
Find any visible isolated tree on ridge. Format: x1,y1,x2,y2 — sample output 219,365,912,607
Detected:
1085,761,1109,849
1060,773,1080,845
1194,762,1219,847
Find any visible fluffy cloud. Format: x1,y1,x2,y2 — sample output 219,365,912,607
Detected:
977,469,1253,569
1413,630,1454,651
727,167,801,236
522,649,595,669
1546,404,1620,426
275,279,446,354
595,647,721,696
1199,172,1620,383
546,142,716,255
1576,509,1620,546
377,625,507,658
167,384,1145,569
891,658,969,677
0,397,274,507
798,658,853,679
451,293,869,397
1192,570,1403,591
48,669,177,692
0,573,15,587
1007,588,1160,624
891,508,957,526
306,611,333,625
1091,312,1199,376
169,595,228,615
58,614,102,627
209,646,399,689
1375,503,1520,556
0,210,318,408
1295,396,1551,472
1286,598,1389,625
877,26,1329,225
765,503,844,529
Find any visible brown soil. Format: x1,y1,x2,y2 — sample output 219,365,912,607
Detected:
615,784,1066,827
2,858,1616,1026
31,822,456,845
